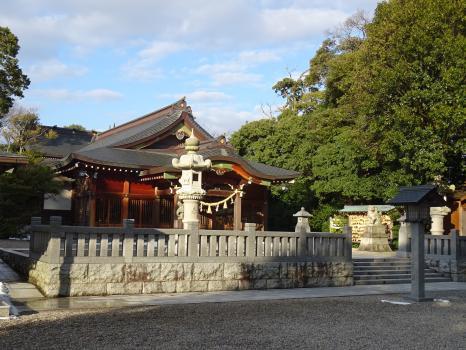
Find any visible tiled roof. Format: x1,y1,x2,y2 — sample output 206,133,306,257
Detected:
339,205,395,213
53,100,299,180
30,127,94,158
79,110,184,151
388,185,444,205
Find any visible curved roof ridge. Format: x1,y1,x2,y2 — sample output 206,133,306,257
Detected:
96,98,187,141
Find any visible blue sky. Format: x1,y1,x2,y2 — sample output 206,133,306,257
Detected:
2,0,380,135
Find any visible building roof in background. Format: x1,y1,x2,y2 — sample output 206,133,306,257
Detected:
339,205,395,213
31,126,94,159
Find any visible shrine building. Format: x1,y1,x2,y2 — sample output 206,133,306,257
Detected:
41,99,299,230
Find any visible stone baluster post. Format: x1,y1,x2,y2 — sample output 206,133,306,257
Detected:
430,206,451,235
397,214,410,258
123,219,135,262
47,216,62,264
245,223,256,257
343,226,353,261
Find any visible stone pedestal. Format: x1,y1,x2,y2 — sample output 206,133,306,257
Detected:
181,198,201,229
430,206,450,235
358,224,392,252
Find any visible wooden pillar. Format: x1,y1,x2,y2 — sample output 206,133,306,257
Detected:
88,179,96,227
234,192,242,230
262,188,268,231
121,180,130,223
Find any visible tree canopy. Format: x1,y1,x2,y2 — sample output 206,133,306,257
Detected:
0,161,62,237
230,0,465,230
1,107,57,154
0,27,30,121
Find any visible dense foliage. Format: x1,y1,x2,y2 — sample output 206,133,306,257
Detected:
0,161,62,238
230,0,465,231
1,107,57,154
0,27,29,120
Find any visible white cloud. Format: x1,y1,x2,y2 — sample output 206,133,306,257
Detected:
33,88,123,101
27,59,88,82
193,105,261,135
260,8,348,41
0,0,380,60
160,90,232,104
121,40,185,81
195,49,279,86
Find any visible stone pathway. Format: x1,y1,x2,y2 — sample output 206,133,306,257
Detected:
13,281,466,313
0,259,43,301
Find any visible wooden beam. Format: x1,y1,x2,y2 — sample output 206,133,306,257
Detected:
234,191,242,230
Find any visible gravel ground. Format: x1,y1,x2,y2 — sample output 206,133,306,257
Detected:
1,291,466,349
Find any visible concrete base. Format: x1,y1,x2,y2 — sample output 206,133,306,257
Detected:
359,225,392,252
0,300,10,317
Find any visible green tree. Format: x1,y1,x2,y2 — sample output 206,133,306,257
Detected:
0,161,62,237
63,124,87,131
0,27,30,121
231,0,465,230
1,107,57,154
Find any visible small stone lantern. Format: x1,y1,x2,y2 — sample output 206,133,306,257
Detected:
172,130,211,229
293,207,312,233
388,184,445,301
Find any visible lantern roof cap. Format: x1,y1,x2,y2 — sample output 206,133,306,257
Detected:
387,184,445,206
293,207,312,217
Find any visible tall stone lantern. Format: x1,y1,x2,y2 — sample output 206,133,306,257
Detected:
172,131,211,229
388,184,445,301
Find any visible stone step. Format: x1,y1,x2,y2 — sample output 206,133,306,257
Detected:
354,266,415,272
354,273,443,281
354,262,412,268
354,277,452,285
353,258,410,263
354,269,412,275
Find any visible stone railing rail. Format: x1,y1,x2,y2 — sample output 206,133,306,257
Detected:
29,217,352,264
424,230,466,260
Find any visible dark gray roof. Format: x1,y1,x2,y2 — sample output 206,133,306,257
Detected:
30,127,94,158
339,205,395,213
80,110,185,151
54,101,299,180
388,185,444,205
246,160,299,179
73,148,175,168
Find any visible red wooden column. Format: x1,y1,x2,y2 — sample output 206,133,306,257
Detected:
88,179,96,226
234,191,242,230
121,180,130,223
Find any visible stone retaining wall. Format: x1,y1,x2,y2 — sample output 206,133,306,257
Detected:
1,249,352,297
425,257,466,282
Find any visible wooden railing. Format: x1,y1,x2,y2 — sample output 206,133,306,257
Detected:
28,217,352,264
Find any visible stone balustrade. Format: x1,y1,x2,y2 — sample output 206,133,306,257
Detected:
0,216,354,297
29,217,352,264
422,230,466,282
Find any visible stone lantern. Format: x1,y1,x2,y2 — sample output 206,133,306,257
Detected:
172,130,211,229
293,207,312,233
388,184,445,301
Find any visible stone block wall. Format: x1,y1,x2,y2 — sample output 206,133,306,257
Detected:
425,257,466,282
1,249,353,297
